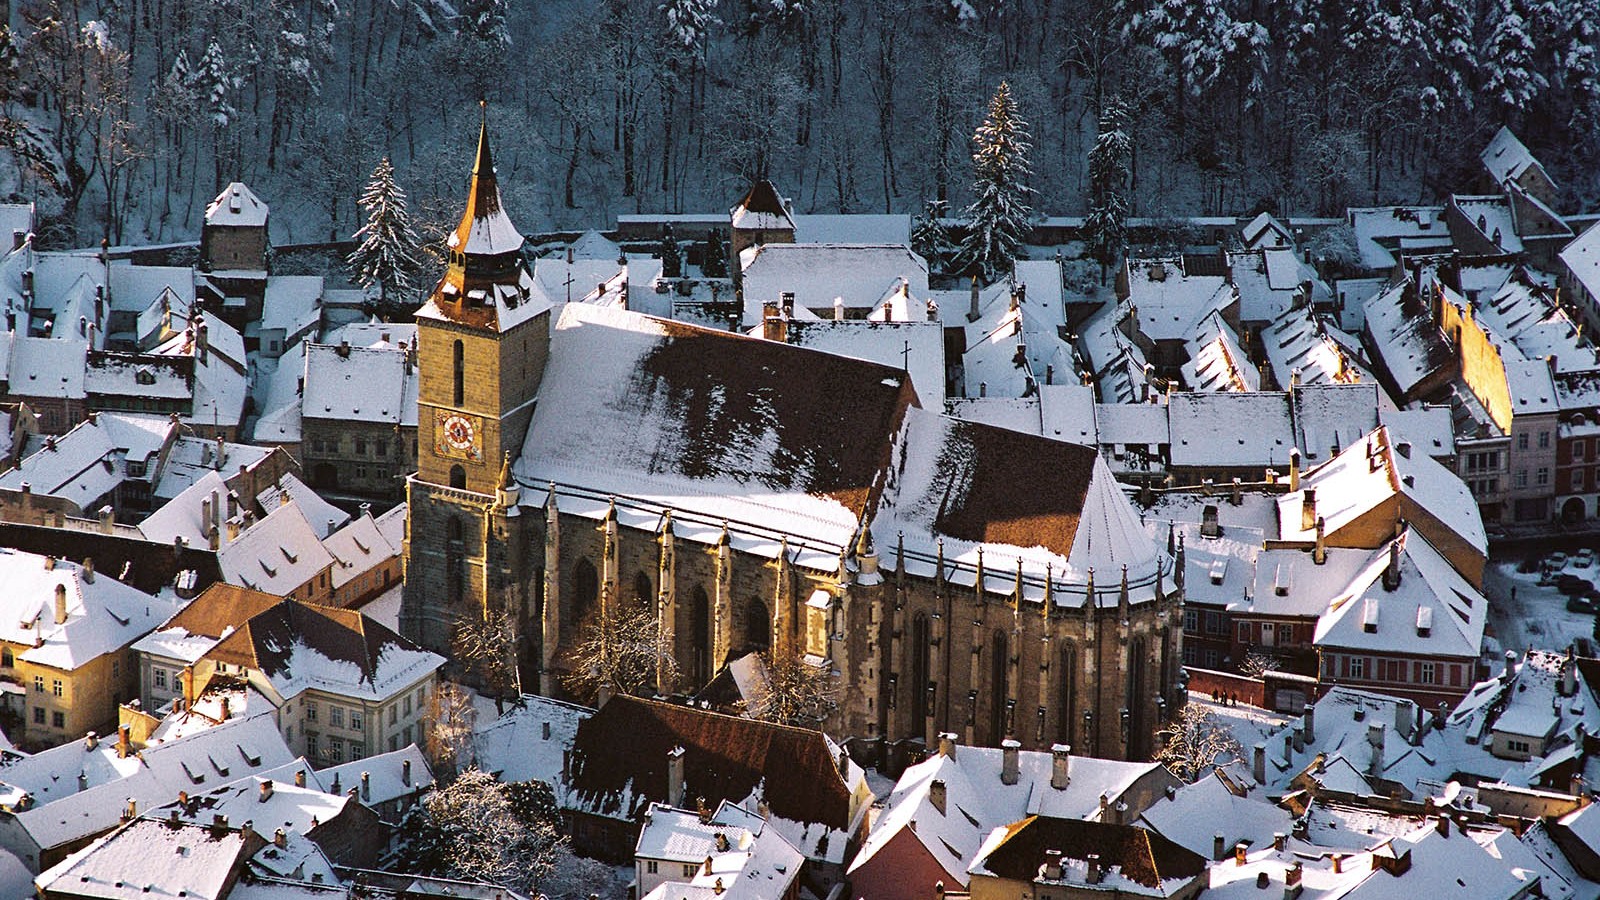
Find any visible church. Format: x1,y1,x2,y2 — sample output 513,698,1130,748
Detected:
400,118,1186,760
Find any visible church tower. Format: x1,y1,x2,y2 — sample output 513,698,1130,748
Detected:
403,106,552,653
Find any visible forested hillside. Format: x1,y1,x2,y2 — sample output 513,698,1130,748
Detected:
3,0,1599,248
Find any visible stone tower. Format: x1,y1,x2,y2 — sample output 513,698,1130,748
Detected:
402,106,552,655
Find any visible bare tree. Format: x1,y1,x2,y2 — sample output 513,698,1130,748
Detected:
1238,650,1281,678
422,681,479,780
1155,702,1241,783
452,611,520,715
562,601,677,705
395,767,563,894
744,648,840,729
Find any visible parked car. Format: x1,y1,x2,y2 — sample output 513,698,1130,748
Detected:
1547,552,1571,572
1557,574,1591,596
1569,595,1597,614
1577,549,1597,569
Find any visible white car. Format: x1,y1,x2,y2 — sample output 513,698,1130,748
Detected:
1576,549,1597,569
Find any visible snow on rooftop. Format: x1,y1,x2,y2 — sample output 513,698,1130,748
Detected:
774,318,945,411
1183,311,1259,392
1168,392,1293,468
215,500,337,596
0,411,173,505
206,182,269,228
1481,126,1541,188
738,243,929,327
302,341,416,426
473,694,592,787
1122,257,1235,342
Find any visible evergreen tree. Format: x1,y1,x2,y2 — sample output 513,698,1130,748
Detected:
0,27,18,105
1483,0,1548,117
661,0,717,53
1083,98,1131,285
348,157,425,310
910,199,952,274
702,228,728,278
659,224,682,277
956,82,1033,280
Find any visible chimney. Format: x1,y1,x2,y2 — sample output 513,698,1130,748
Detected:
402,759,412,786
1214,833,1227,861
54,583,68,624
833,297,844,321
1235,843,1249,865
1368,722,1386,776
667,746,686,808
1300,489,1317,531
1289,448,1301,491
1333,855,1344,874
1395,702,1414,742
117,723,131,758
1284,862,1304,900
10,230,21,251
123,797,136,821
1383,541,1401,591
274,828,287,848
779,291,795,319
1303,704,1315,743
83,557,94,583
1051,743,1071,789
1436,815,1450,838
219,697,230,721
1201,504,1220,538
715,832,730,852
294,770,306,788
1253,743,1266,785
762,304,787,343
337,340,351,359
968,276,981,322
1086,853,1104,884
197,323,208,364
929,778,947,815
361,771,371,801
938,732,958,759
226,519,240,542
1292,725,1304,754
1313,517,1326,565
84,731,98,751
1000,738,1020,785
1044,849,1063,880
259,780,274,803
1274,832,1287,851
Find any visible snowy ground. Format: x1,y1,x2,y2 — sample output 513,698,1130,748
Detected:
1487,554,1600,658
1189,691,1293,763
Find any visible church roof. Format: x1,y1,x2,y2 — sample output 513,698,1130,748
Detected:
204,183,268,228
449,113,524,258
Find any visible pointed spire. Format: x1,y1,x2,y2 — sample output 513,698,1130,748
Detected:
498,451,514,490
1044,562,1053,617
545,481,558,511
449,102,522,257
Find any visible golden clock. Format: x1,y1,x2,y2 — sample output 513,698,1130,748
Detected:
435,411,482,460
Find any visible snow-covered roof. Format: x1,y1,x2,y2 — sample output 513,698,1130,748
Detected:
320,320,416,350
203,596,443,703
1123,257,1236,342
473,694,591,786
848,742,1174,887
1560,221,1600,306
7,336,87,399
1138,770,1293,859
1242,211,1293,249
131,583,284,666
215,500,336,596
0,411,173,507
1167,392,1294,468
729,181,795,233
260,276,324,338
206,182,269,228
765,319,945,410
961,280,1075,400
154,437,274,503
1261,305,1373,391
1453,195,1523,252
1312,529,1486,662
1184,311,1259,392
0,550,184,671
1294,382,1383,466
1362,279,1454,398
1379,406,1455,461
322,510,399,593
301,342,416,426
34,817,257,900
0,712,294,852
1481,126,1545,190
738,243,929,327
254,475,348,538
315,743,433,812
1348,207,1452,272
0,203,33,241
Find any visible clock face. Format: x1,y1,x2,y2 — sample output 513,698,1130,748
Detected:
434,410,482,460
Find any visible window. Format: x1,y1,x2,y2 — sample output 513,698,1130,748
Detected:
1417,662,1436,684
1508,739,1531,754
1519,433,1530,450
33,707,44,724
388,735,399,752
683,865,697,878
1,647,11,667
33,676,43,693
1202,648,1219,667
1183,645,1198,664
1277,624,1293,645
646,861,658,874
1537,467,1550,486
1574,470,1586,492
417,685,427,706
154,668,167,690
388,706,397,726
286,725,293,742
1540,431,1551,449
449,466,466,490
1184,609,1199,632
307,733,319,757
330,707,344,728
402,725,414,745
51,679,62,698
330,738,343,762
1348,656,1367,679
1578,441,1589,462
350,711,363,731
311,438,324,453
351,742,364,760
1206,612,1223,635
1238,622,1251,642
306,702,318,722
453,340,465,406
355,437,367,455
377,442,388,458
1516,469,1529,488
52,711,64,728
403,696,412,717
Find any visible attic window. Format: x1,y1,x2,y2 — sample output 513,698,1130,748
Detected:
1209,559,1227,585
135,369,155,386
1273,565,1289,596
1416,607,1433,637
281,547,298,564
1362,599,1379,633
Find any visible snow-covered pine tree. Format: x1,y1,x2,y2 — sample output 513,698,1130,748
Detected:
659,224,682,277
702,228,728,278
1483,0,1548,117
661,0,717,53
0,27,18,104
458,0,511,47
910,199,952,274
1083,98,1131,285
194,41,237,130
956,81,1033,280
348,156,425,309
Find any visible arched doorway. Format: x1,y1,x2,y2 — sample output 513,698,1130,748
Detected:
1564,497,1587,525
449,465,466,489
